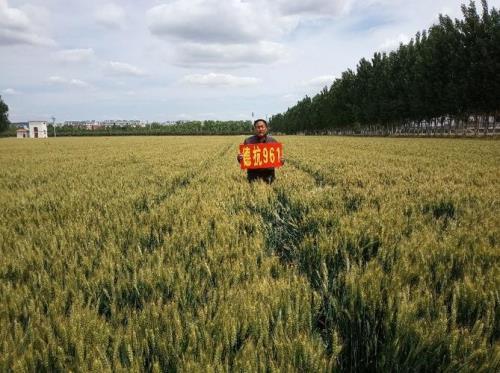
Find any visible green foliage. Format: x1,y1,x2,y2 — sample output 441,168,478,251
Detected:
270,1,500,134
0,136,498,370
48,120,253,137
0,95,9,133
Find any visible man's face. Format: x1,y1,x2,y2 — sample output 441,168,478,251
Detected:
254,121,267,137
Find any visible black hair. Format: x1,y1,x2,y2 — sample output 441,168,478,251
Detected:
253,118,268,127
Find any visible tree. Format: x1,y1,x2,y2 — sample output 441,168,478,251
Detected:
269,0,499,135
0,95,9,132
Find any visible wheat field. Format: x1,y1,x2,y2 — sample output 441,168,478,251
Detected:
0,136,499,372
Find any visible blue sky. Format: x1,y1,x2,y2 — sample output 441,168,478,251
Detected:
1,0,498,122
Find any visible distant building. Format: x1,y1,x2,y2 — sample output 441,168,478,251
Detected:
101,119,141,127
64,120,97,127
16,120,48,139
29,121,48,138
17,121,48,139
62,119,144,128
85,123,104,130
16,128,29,138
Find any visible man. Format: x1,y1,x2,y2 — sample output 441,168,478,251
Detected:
237,119,284,184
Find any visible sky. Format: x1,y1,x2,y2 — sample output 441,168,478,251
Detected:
1,0,498,123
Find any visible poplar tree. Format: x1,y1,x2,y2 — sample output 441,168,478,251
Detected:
0,96,9,133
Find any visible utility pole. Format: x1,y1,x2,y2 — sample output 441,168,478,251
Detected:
51,116,56,137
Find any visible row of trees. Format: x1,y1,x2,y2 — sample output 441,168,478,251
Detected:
270,0,500,135
48,120,252,137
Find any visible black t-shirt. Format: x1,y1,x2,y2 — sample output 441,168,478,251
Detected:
243,134,278,177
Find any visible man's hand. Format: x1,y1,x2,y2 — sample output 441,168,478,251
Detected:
237,153,243,163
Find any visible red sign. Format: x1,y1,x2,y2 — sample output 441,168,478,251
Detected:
239,143,283,170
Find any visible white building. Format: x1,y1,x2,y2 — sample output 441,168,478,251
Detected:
101,119,141,127
29,121,48,138
16,128,29,138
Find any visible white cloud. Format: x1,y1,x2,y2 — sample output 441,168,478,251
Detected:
107,61,145,76
379,33,410,51
48,76,67,84
146,0,366,67
147,0,285,44
0,0,55,46
95,3,126,29
282,93,299,102
437,6,461,21
48,76,90,88
302,75,336,88
277,0,352,16
2,87,20,95
147,0,293,66
68,79,89,88
56,48,95,63
175,41,287,67
181,73,260,87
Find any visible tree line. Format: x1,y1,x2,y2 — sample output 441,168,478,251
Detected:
270,0,500,136
47,120,252,137
0,94,253,136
